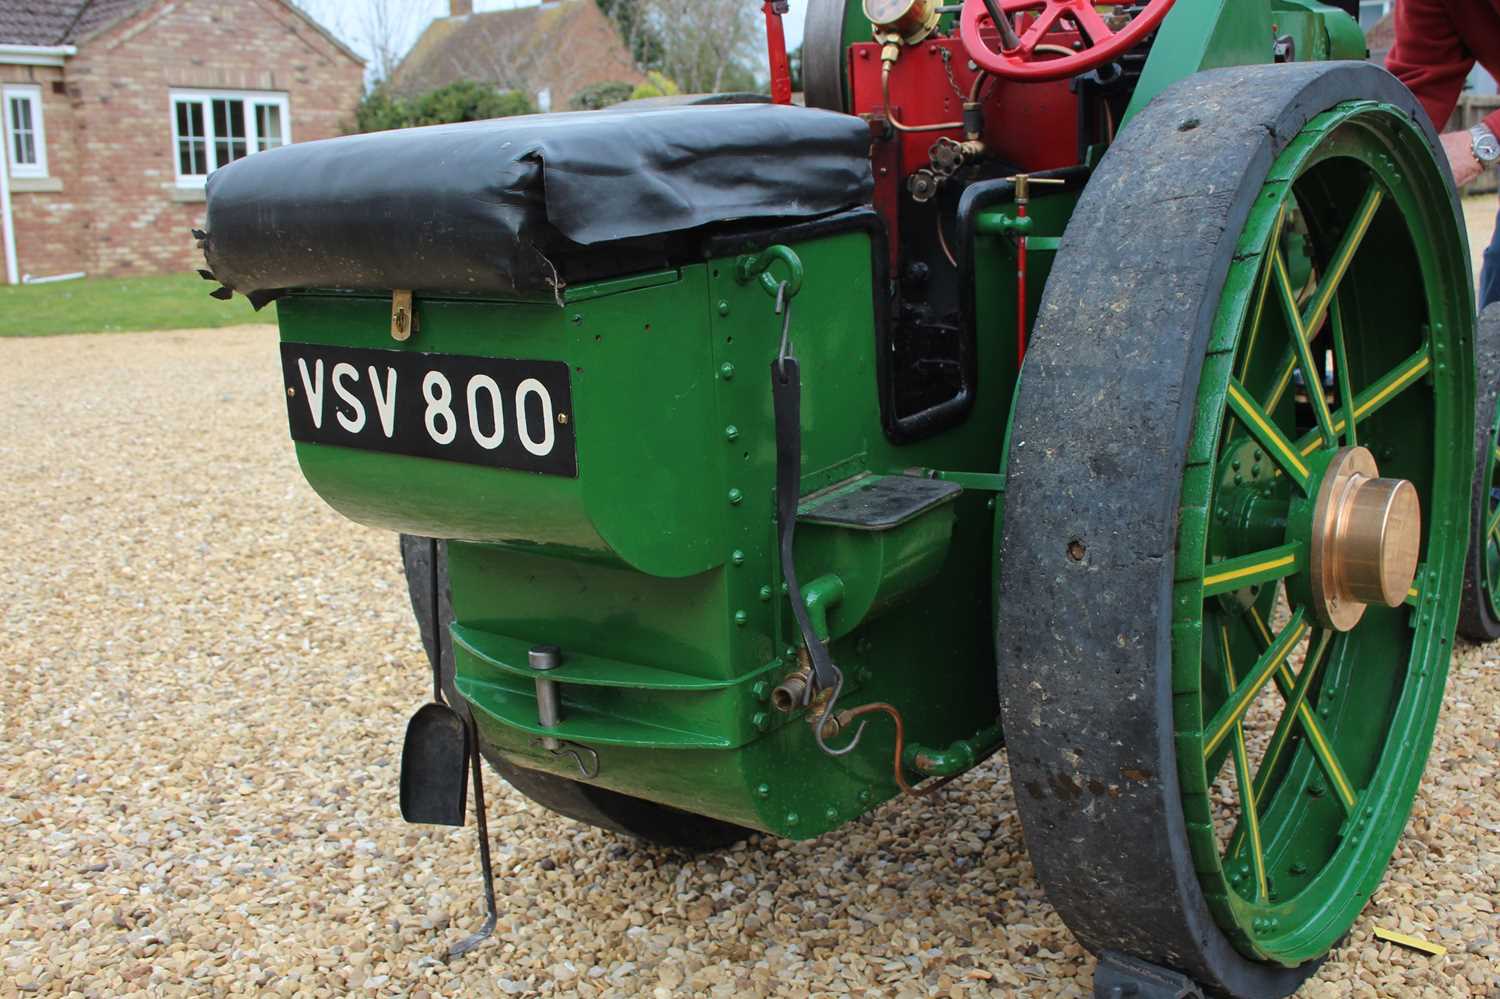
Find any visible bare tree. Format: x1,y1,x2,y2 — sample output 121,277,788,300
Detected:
642,0,762,93
297,0,434,86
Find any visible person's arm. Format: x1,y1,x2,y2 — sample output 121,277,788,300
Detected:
1387,0,1472,128
1387,0,1488,185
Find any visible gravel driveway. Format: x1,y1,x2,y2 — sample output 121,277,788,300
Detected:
1,325,1496,998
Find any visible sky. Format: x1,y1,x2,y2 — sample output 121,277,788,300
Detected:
301,0,810,80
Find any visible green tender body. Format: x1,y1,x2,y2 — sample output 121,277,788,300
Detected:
276,0,1368,842
279,203,1072,837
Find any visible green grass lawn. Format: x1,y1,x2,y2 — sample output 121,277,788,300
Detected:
0,272,266,336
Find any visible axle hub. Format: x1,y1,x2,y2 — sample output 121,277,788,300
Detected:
1309,447,1421,631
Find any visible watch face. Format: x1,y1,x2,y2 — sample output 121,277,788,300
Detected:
863,0,916,27
1480,135,1500,162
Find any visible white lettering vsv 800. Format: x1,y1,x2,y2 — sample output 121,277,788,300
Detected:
279,344,577,477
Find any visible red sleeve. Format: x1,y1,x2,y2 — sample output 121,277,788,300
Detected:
1386,0,1474,131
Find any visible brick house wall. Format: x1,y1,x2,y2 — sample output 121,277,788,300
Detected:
1,63,84,278
3,0,362,280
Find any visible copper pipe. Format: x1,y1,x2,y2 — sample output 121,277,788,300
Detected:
834,702,964,797
881,63,964,133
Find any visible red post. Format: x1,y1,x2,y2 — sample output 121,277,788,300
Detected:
764,0,793,105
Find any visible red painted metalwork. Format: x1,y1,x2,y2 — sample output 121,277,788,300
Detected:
849,37,1079,175
959,0,1175,82
763,0,794,105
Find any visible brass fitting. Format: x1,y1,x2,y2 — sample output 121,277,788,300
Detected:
770,660,813,713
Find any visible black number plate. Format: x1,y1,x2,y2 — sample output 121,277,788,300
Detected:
280,343,577,477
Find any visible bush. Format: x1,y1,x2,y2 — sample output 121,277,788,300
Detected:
354,81,537,133
630,71,681,101
569,80,636,111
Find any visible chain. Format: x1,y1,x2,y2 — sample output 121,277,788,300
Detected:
938,47,968,102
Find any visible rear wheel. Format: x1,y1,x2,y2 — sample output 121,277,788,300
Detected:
998,64,1471,997
399,536,752,851
1457,303,1500,642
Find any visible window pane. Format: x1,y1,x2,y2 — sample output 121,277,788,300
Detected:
176,101,207,176
9,96,36,166
212,98,247,166
255,104,283,151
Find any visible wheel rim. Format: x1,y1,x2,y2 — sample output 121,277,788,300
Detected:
1173,103,1471,966
1483,399,1500,621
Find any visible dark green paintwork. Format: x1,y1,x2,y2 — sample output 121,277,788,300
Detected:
1125,0,1363,124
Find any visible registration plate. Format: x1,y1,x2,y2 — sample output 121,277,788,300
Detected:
280,343,577,477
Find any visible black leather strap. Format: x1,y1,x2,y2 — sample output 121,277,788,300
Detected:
772,357,839,693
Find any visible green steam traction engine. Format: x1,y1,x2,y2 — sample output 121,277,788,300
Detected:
199,0,1500,994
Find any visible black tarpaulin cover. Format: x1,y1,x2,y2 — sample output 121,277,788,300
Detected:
201,103,873,301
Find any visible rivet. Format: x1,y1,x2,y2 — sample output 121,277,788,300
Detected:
718,300,731,316
825,806,838,821
286,386,296,397
785,646,796,658
720,361,735,380
758,585,772,602
858,789,871,803
557,412,570,425
1232,459,1241,471
571,313,584,326
731,549,746,565
751,680,770,701
785,812,799,826
756,783,771,798
734,610,749,626
728,488,744,505
780,582,789,594
752,711,770,731
724,424,740,441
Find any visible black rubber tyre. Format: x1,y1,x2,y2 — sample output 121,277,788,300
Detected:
996,63,1454,998
399,536,752,851
1457,304,1500,642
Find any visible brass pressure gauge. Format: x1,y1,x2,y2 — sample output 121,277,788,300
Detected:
863,0,941,44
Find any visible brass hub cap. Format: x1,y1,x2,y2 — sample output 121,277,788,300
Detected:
1308,447,1422,631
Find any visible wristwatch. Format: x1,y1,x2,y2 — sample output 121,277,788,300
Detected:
1470,123,1500,165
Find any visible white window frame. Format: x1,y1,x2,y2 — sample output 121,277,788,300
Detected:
3,84,47,179
169,88,291,188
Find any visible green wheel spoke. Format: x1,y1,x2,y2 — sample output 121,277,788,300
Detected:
1203,609,1309,759
1227,378,1312,491
1299,182,1384,337
1294,343,1433,459
1219,624,1269,901
1238,205,1288,383
1274,252,1339,447
1246,608,1359,813
1252,629,1333,804
1330,297,1358,448
1264,349,1297,416
1203,542,1304,597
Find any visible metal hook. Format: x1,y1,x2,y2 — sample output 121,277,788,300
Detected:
531,737,599,779
810,664,869,757
775,281,795,378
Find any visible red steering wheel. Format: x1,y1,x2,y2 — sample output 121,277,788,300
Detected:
960,0,1176,82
